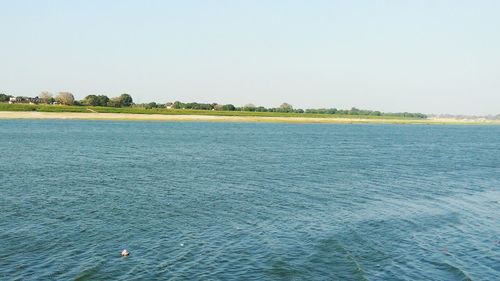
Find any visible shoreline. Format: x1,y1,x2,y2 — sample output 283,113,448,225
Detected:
0,111,499,125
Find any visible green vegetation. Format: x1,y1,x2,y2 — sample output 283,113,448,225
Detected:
0,93,10,102
0,103,426,119
55,92,75,105
0,91,427,119
82,94,110,106
0,103,89,112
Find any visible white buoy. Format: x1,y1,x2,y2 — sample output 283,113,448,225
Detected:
121,249,129,256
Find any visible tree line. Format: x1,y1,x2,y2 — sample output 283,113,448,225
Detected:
0,92,427,118
167,101,427,118
0,92,133,107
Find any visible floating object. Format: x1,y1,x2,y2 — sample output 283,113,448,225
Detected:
121,249,129,256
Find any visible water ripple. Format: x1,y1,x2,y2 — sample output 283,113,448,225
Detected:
1,121,499,280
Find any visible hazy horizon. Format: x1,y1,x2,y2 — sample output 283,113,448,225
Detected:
1,1,499,115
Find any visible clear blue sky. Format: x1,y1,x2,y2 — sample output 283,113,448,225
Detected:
1,0,499,115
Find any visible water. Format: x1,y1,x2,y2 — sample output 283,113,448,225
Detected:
1,120,499,280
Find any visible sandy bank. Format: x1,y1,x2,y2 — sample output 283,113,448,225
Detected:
0,111,499,125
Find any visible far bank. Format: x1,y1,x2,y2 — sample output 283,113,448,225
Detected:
1,111,499,125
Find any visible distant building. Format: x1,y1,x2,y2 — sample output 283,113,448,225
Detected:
27,96,41,104
8,96,42,104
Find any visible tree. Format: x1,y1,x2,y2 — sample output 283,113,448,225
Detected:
108,97,121,107
222,104,236,111
0,93,10,102
83,95,100,106
279,102,293,112
108,94,133,107
326,108,337,114
172,101,184,109
56,92,75,105
97,95,110,106
118,93,133,107
144,102,158,109
83,94,109,106
280,102,293,109
243,103,256,111
39,91,54,104
349,107,360,115
213,104,224,111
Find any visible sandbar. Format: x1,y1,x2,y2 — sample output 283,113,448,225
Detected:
0,111,498,125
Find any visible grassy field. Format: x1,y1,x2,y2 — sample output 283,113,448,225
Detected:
2,104,499,125
0,103,419,120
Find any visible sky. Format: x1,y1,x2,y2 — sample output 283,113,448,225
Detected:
0,0,499,115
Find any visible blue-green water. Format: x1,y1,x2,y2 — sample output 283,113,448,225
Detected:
1,120,499,280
